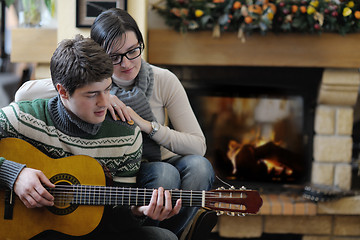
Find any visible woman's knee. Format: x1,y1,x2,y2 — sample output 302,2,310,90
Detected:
175,155,215,190
138,162,181,189
182,155,214,178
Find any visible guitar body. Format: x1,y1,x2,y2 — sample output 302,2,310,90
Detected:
0,138,106,239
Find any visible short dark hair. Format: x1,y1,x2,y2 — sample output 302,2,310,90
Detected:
90,8,144,54
50,34,113,96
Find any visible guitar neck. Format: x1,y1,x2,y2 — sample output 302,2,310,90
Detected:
50,185,206,207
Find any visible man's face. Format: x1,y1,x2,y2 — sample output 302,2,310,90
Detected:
59,78,112,124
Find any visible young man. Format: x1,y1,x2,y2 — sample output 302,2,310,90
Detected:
0,35,180,240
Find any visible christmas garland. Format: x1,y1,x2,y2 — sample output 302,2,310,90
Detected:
152,0,360,40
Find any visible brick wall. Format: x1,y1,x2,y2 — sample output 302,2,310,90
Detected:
217,68,360,239
313,68,360,190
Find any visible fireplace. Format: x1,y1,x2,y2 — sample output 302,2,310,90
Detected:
148,29,360,239
165,65,322,191
160,64,360,239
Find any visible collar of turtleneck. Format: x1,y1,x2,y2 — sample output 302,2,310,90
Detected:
48,95,102,137
112,74,135,90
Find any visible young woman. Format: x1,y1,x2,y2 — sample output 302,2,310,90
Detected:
15,8,215,238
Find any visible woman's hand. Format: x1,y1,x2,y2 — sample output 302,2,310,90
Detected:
125,106,153,134
131,187,181,221
108,95,132,122
13,168,55,208
109,95,153,134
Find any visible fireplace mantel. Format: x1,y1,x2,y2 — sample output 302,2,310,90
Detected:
148,29,360,68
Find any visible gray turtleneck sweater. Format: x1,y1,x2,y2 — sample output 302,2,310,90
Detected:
0,96,142,190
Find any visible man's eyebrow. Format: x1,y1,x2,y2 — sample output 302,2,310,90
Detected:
86,82,112,94
105,82,112,90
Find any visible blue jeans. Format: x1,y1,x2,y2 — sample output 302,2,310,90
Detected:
136,155,215,237
31,205,178,240
31,227,177,240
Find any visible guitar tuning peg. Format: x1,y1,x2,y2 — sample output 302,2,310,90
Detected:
240,186,247,190
230,186,235,190
216,211,222,216
227,212,235,217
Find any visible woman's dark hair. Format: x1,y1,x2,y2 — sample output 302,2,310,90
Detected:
50,34,113,96
90,8,144,54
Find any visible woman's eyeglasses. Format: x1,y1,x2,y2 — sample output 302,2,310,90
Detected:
110,46,143,65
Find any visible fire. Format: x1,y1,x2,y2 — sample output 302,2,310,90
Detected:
260,159,293,175
226,126,293,178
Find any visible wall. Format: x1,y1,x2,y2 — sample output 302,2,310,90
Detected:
57,0,148,45
28,0,148,78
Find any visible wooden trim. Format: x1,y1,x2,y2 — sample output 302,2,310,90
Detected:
148,29,360,68
11,28,57,63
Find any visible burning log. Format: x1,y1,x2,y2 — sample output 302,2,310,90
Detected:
226,141,303,181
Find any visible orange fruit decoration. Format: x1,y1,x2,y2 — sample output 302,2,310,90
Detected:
300,6,307,14
233,1,241,9
263,3,276,14
244,16,253,24
292,5,298,13
248,4,263,15
355,11,360,19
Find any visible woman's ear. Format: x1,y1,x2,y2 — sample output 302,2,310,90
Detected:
56,83,69,99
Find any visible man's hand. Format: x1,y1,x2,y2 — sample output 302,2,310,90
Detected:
131,187,181,221
13,168,55,208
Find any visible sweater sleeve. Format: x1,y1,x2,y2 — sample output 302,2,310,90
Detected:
0,106,27,189
150,67,206,156
0,157,26,189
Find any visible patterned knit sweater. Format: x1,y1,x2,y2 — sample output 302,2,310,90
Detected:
0,96,142,190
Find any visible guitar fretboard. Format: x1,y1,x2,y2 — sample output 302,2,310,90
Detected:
49,185,207,207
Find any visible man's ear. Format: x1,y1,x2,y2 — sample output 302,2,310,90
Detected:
56,84,69,99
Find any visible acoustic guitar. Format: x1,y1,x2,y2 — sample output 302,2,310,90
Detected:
0,138,263,239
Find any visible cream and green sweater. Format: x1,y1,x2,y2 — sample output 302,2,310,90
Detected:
0,96,142,190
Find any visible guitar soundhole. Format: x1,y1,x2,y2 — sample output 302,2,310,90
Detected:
47,173,80,215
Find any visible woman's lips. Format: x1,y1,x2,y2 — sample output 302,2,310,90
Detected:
121,67,134,74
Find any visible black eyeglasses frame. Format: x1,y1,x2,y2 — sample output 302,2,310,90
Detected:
110,45,143,65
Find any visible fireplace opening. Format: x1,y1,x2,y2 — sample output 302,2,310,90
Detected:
167,65,323,191
197,95,304,184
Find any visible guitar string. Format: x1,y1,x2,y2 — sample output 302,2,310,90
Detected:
49,186,244,198
49,191,238,203
50,185,239,195
47,186,239,205
50,191,219,202
49,185,220,197
1,186,248,205
0,189,249,211
48,187,246,207
50,189,213,205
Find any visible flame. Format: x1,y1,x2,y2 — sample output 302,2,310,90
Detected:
227,140,243,174
260,159,293,176
227,126,292,177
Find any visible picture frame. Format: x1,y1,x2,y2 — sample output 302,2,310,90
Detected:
76,0,127,28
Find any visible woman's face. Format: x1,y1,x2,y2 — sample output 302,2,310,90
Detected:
110,31,142,82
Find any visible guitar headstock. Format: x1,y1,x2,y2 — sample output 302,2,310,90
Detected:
205,186,263,216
